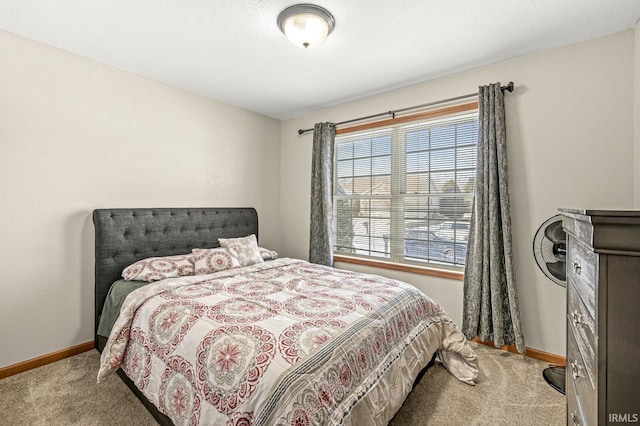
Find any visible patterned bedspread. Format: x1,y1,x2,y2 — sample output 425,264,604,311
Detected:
98,258,478,426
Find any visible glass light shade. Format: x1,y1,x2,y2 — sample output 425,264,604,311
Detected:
277,4,335,49
282,13,330,49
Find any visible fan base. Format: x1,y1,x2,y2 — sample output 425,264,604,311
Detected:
542,366,566,394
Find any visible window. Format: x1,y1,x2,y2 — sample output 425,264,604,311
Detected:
333,103,478,270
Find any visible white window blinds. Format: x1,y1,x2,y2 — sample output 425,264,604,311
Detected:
333,107,478,269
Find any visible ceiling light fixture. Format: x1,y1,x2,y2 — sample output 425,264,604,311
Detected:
277,4,335,49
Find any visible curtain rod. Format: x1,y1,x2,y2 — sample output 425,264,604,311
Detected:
297,81,514,135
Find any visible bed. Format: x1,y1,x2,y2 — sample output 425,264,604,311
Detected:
94,207,478,426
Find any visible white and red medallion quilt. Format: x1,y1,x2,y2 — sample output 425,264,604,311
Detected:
98,258,478,426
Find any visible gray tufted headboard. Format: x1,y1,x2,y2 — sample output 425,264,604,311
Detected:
93,207,258,348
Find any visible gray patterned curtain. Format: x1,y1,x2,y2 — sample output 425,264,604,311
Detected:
309,122,336,266
462,83,525,354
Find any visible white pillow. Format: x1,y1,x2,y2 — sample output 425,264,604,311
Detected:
218,234,264,267
122,254,194,282
192,247,241,275
258,247,278,260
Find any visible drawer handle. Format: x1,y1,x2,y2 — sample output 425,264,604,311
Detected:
573,260,581,274
571,411,580,425
572,310,582,326
571,361,582,381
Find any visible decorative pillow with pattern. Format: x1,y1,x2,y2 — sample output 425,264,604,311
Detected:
258,247,279,261
192,247,241,275
218,234,264,267
122,254,195,282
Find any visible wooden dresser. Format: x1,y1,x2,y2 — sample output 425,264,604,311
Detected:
560,209,640,425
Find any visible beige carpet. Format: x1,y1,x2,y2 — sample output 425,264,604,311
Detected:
0,342,564,425
390,343,566,425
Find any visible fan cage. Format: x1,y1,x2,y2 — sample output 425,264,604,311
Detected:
532,214,567,287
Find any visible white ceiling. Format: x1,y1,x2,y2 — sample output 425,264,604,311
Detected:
2,0,639,119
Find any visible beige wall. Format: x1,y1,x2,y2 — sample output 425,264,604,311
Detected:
281,30,636,356
2,26,636,368
0,30,282,368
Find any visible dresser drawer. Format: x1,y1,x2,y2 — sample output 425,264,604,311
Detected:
567,282,596,385
567,325,596,425
567,379,584,426
567,235,597,314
